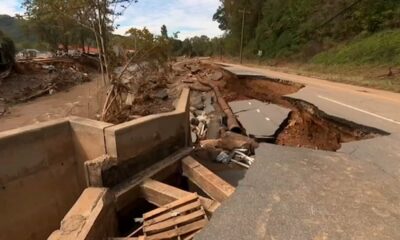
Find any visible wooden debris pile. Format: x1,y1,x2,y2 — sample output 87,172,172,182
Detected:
100,60,175,123
129,193,208,240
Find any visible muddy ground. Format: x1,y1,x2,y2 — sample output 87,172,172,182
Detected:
0,57,97,120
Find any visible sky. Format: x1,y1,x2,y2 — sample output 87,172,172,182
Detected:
0,0,224,39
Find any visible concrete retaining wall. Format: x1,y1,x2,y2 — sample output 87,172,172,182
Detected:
0,88,190,240
0,119,82,240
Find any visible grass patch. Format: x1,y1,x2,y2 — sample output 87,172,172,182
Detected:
312,30,400,66
216,30,400,92
267,63,400,93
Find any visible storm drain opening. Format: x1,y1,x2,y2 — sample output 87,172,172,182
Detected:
111,154,235,239
220,72,389,151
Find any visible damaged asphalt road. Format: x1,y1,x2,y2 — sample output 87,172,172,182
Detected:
195,62,400,240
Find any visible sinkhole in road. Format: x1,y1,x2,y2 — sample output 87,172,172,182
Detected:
220,73,389,151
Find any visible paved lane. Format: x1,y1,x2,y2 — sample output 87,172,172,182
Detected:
219,63,400,133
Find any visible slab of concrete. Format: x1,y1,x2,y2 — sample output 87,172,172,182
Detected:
229,99,290,137
220,65,266,77
196,143,400,240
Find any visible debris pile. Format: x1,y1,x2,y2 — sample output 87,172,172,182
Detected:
173,59,258,169
200,131,258,168
0,57,93,107
100,61,176,123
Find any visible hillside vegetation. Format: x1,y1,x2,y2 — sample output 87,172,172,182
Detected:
312,30,400,66
213,0,400,91
215,0,400,60
0,15,38,50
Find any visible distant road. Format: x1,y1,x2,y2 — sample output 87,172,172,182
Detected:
216,62,400,134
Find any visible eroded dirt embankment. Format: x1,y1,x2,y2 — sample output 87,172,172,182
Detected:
217,70,388,151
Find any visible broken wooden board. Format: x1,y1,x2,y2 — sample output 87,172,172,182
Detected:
182,156,235,202
142,193,208,240
140,179,220,214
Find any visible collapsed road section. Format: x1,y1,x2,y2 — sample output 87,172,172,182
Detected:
215,70,388,151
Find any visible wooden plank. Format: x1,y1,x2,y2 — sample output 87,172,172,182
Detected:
146,219,208,240
182,156,235,202
144,193,198,219
183,229,202,240
140,179,220,214
113,147,192,211
144,209,205,233
144,200,201,226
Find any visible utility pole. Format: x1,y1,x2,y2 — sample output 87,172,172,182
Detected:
239,8,250,64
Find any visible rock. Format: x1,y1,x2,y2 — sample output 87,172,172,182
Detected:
191,132,198,143
193,103,204,110
190,106,197,113
203,94,215,114
210,71,223,81
191,95,204,110
190,66,201,74
190,117,200,126
49,89,56,95
153,89,168,100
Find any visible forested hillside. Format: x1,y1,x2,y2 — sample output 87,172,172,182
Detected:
0,15,38,50
214,0,400,64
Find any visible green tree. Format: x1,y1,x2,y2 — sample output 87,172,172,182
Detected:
23,0,137,84
125,27,155,50
214,0,400,59
0,30,16,65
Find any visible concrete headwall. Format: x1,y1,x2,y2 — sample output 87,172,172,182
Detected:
101,88,190,187
69,117,113,188
0,88,191,240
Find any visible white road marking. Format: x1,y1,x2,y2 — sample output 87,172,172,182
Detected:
317,95,400,125
265,117,270,121
256,109,260,113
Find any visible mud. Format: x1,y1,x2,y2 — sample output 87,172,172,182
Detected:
219,70,388,151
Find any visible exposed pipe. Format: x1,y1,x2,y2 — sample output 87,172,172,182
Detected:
196,77,242,133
